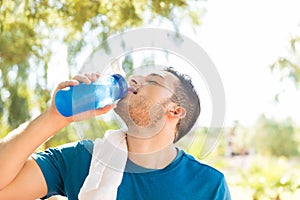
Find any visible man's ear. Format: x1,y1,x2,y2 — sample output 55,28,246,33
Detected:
168,106,186,119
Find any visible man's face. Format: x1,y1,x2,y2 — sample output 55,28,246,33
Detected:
114,71,178,134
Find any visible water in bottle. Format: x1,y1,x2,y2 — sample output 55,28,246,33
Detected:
55,74,128,117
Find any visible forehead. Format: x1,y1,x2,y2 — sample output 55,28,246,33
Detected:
146,71,179,83
132,66,176,78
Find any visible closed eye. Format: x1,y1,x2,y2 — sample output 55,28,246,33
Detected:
147,80,159,84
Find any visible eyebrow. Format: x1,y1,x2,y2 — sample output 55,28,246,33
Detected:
147,73,175,94
148,73,164,79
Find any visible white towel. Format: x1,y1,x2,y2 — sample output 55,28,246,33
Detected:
78,130,128,200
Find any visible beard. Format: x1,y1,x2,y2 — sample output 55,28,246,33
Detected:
128,95,153,127
114,94,166,138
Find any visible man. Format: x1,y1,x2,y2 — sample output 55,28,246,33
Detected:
0,67,231,199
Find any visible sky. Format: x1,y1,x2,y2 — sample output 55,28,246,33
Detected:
183,0,300,126
47,0,300,127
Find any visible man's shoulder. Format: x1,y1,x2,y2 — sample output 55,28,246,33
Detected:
53,140,94,152
179,151,231,199
77,139,95,152
181,151,225,178
34,140,94,162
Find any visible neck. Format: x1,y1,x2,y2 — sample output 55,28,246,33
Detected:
126,128,177,169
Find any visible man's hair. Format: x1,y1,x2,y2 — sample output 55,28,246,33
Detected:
164,67,201,143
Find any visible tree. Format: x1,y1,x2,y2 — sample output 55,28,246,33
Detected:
251,115,299,157
271,37,300,89
0,0,205,147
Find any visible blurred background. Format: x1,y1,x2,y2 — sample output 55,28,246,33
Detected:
1,0,300,199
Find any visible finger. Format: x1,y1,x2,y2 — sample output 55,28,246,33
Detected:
57,80,79,90
95,72,101,79
89,73,99,82
84,73,93,81
72,74,91,84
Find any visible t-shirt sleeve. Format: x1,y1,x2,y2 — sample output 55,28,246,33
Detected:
216,175,232,200
32,140,93,198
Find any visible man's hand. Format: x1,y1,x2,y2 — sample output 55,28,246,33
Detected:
49,72,114,123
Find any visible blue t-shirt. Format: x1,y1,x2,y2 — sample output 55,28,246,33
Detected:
33,140,231,200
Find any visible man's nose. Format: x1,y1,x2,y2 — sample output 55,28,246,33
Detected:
128,75,145,87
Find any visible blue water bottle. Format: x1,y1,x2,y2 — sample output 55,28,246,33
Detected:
55,74,128,117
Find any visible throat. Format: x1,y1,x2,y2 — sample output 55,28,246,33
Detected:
127,142,178,169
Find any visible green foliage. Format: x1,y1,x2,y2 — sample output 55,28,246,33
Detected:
122,55,134,79
271,37,300,88
236,156,300,200
151,0,187,17
175,127,229,161
251,115,299,157
176,127,210,158
0,0,204,142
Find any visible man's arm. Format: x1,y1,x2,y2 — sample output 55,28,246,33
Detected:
0,73,113,199
0,79,76,190
0,158,48,200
